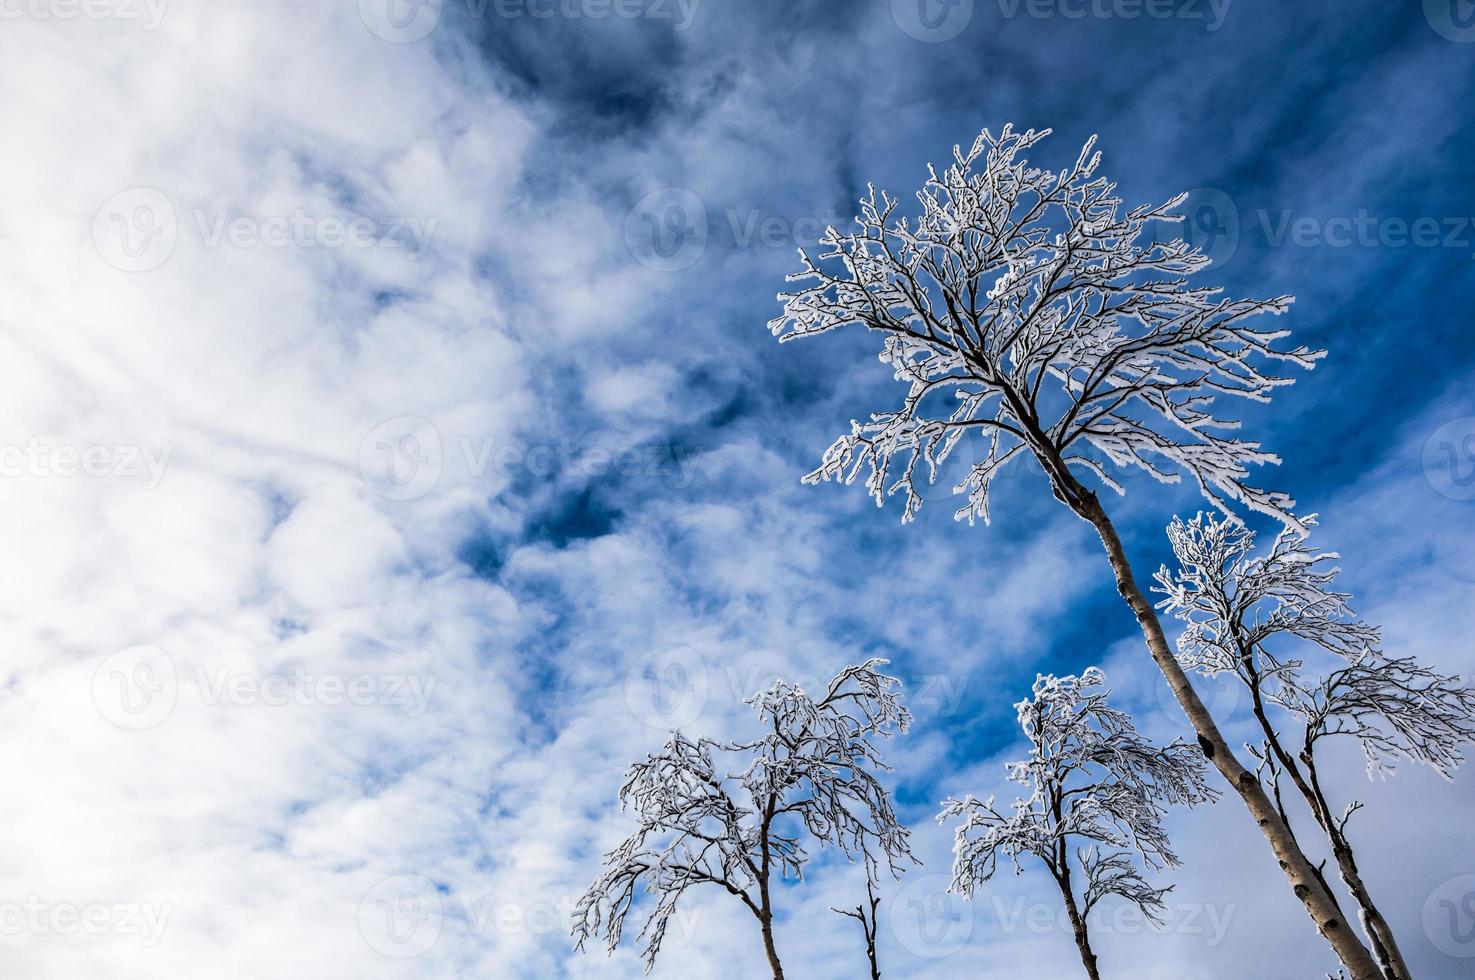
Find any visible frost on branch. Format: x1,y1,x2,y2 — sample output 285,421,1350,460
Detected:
1300,657,1475,780
572,659,914,974
731,660,915,878
770,125,1313,527
940,669,1216,933
1154,512,1475,780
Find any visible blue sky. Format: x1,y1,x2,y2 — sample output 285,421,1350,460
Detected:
2,0,1474,977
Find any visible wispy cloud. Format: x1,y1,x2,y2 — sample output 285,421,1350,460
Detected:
2,0,1473,977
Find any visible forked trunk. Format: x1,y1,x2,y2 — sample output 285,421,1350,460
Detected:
1307,762,1412,980
1333,840,1410,980
1249,680,1413,980
1062,485,1383,980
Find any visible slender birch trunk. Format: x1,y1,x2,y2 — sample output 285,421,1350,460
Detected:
1246,669,1413,980
1304,759,1411,980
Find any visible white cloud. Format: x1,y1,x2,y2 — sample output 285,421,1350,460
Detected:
2,3,1471,978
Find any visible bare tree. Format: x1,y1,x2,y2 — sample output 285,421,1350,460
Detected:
941,668,1216,979
769,124,1386,978
832,875,883,980
1155,512,1475,980
572,660,915,978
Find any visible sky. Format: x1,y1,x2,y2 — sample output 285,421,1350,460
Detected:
1,0,1474,977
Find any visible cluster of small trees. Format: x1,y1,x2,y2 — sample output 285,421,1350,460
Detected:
576,654,1222,978
572,660,915,979
574,127,1475,978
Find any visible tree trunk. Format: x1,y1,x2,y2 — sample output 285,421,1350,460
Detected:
863,894,881,980
758,804,786,980
1304,757,1413,980
758,914,785,980
1246,672,1413,980
757,865,785,980
1329,834,1410,980
1063,487,1383,980
836,891,882,980
1056,868,1102,980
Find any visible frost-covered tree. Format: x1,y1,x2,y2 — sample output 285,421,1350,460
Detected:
1155,513,1475,980
769,124,1387,978
941,669,1215,980
572,660,914,978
